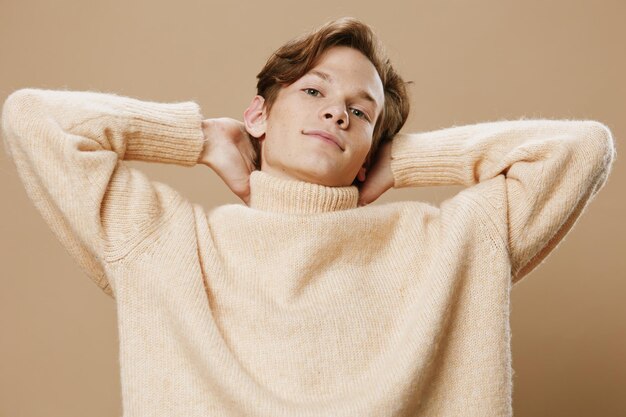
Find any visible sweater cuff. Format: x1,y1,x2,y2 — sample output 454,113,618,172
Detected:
390,131,474,188
120,99,205,167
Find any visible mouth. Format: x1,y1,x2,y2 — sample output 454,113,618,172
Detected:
302,130,344,151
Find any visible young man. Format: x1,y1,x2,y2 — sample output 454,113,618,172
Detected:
201,18,409,207
1,17,615,417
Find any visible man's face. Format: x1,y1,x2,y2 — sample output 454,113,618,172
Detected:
249,46,385,187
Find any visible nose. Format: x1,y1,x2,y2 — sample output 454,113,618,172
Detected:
321,104,349,129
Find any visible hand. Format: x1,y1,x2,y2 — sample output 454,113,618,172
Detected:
199,118,257,205
357,140,394,206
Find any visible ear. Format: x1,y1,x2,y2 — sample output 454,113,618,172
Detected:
357,166,367,182
243,95,267,139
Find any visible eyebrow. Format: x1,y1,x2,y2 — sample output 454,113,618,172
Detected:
307,69,379,107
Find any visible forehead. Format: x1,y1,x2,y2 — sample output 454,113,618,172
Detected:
304,46,385,109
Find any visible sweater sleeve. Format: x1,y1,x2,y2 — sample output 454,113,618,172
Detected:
1,88,205,297
390,119,616,284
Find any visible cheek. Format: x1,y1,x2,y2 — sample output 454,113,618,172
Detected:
354,128,374,157
266,103,301,137
262,126,297,165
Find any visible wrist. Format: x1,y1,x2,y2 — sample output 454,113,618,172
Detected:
197,139,208,166
198,120,213,167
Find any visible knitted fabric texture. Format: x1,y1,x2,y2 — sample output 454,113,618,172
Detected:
1,88,616,417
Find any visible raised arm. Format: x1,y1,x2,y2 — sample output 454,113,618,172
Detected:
388,119,616,283
1,88,205,297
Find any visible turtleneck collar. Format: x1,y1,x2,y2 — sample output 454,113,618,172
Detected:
248,170,359,214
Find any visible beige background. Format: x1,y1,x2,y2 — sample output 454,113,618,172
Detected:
1,0,624,416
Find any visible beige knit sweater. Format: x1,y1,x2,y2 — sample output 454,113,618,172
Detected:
1,88,616,417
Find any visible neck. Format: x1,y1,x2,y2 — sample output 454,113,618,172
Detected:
248,170,359,214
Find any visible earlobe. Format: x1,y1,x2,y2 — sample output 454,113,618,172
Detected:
243,95,267,139
357,166,367,182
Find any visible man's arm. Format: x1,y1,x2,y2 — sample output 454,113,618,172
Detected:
387,119,616,283
1,88,205,297
198,118,257,205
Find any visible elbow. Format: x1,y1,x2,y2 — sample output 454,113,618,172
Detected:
579,120,617,181
3,88,40,113
587,120,616,164
1,88,43,138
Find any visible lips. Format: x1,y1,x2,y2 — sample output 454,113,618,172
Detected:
303,130,344,151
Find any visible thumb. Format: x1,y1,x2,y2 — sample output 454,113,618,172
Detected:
358,179,382,206
358,169,394,207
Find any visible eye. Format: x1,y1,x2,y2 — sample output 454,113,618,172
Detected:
350,108,369,121
303,88,321,97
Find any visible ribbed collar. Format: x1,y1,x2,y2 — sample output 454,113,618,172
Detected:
248,170,359,214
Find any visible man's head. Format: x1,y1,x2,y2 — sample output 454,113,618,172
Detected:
243,17,410,187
